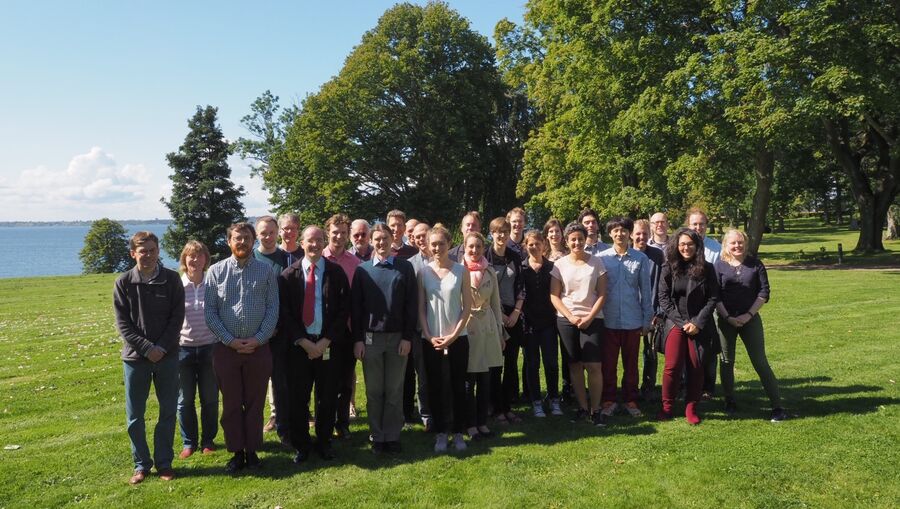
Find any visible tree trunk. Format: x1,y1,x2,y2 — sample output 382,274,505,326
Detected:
746,148,774,255
822,118,893,252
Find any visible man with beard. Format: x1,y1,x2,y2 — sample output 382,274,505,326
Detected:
205,222,279,473
578,208,610,255
278,226,350,462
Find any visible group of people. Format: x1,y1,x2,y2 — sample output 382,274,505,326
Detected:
114,206,786,484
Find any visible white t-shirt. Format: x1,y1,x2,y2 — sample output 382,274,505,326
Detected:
550,255,607,318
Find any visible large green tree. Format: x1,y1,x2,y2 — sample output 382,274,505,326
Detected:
79,218,131,274
263,2,517,225
162,106,245,261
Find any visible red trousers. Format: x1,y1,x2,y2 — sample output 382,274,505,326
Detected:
601,328,641,404
661,326,703,409
213,343,272,453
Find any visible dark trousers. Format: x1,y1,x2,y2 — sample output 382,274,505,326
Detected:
403,332,431,422
524,325,560,402
213,343,272,454
661,328,703,410
334,338,356,428
560,333,572,395
423,336,469,434
466,371,491,428
699,338,718,395
601,328,641,404
269,338,290,436
287,343,338,452
491,311,522,414
641,332,659,392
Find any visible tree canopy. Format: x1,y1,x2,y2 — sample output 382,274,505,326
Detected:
162,105,245,261
79,218,131,274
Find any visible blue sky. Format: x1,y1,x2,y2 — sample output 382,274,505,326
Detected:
0,1,525,221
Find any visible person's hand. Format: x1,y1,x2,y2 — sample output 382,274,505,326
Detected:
567,314,582,327
727,316,742,328
683,322,699,336
354,342,365,360
398,340,411,357
504,310,521,328
430,335,445,350
146,346,165,363
651,315,661,327
735,313,752,327
578,316,595,330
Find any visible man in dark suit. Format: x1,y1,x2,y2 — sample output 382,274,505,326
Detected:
278,226,350,462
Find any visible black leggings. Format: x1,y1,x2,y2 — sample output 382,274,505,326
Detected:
466,371,491,428
423,336,469,434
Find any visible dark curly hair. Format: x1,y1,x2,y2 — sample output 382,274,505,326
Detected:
665,227,706,279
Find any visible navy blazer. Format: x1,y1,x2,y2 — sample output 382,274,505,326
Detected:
278,258,350,345
657,261,720,343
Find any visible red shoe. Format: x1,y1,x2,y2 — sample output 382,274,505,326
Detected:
685,402,701,425
179,448,194,460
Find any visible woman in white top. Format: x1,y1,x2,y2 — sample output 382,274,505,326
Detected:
418,225,473,452
550,222,608,427
177,240,219,458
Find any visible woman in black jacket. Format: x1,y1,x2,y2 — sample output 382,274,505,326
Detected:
657,228,719,425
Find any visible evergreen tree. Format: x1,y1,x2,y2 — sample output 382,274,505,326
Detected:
79,218,131,274
162,106,245,261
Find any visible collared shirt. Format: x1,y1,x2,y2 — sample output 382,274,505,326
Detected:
300,257,325,335
372,253,396,266
204,256,279,345
703,236,722,264
408,251,429,277
585,241,611,257
598,247,653,330
349,245,373,262
323,246,361,288
648,237,669,253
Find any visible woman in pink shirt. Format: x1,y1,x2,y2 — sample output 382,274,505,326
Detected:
550,223,608,427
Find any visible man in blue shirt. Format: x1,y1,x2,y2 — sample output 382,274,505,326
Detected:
277,226,350,463
598,218,653,422
352,223,418,454
205,222,279,473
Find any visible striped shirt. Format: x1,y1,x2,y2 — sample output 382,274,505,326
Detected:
204,256,279,345
180,273,217,346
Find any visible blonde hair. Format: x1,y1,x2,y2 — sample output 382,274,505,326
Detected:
179,240,211,273
429,223,452,244
464,231,486,248
719,228,748,263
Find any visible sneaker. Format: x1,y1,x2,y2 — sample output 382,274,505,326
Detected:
571,408,590,423
591,411,607,427
452,433,467,451
624,402,642,418
434,433,448,453
263,416,277,433
724,398,738,416
600,402,618,417
549,398,564,416
770,407,788,422
701,391,714,401
532,401,546,418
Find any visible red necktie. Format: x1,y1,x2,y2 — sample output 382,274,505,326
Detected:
303,263,315,327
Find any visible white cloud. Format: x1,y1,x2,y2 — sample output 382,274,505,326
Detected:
0,147,270,221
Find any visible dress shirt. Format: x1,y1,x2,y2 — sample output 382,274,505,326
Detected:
598,247,653,330
204,256,279,345
323,246,361,287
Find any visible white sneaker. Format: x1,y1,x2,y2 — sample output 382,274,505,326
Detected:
452,433,467,451
434,433,448,453
549,398,563,416
601,402,618,417
532,401,546,418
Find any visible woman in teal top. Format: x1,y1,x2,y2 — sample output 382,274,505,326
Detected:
418,225,473,453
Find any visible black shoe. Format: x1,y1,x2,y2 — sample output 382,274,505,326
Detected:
371,442,385,455
724,398,737,416
770,407,788,422
245,451,261,469
292,449,310,464
333,425,351,440
279,435,293,449
317,442,335,460
384,441,402,454
225,451,246,473
592,411,607,427
571,408,590,423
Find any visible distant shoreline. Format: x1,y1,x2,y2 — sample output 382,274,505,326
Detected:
0,219,172,227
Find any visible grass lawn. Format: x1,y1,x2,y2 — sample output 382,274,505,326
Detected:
1,251,898,507
752,217,900,267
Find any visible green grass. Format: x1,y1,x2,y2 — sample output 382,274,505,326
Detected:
754,217,900,267
1,249,899,507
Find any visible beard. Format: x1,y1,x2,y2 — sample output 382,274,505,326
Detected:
231,244,251,259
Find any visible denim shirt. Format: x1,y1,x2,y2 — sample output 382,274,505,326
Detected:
598,247,653,330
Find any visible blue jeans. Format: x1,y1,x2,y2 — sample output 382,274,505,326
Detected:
177,345,219,449
123,355,179,472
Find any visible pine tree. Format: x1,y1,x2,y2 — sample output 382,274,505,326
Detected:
79,218,131,274
162,106,245,261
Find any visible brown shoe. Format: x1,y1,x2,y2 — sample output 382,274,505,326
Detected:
129,470,147,485
179,448,194,460
263,416,277,433
157,468,175,481
201,446,216,454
